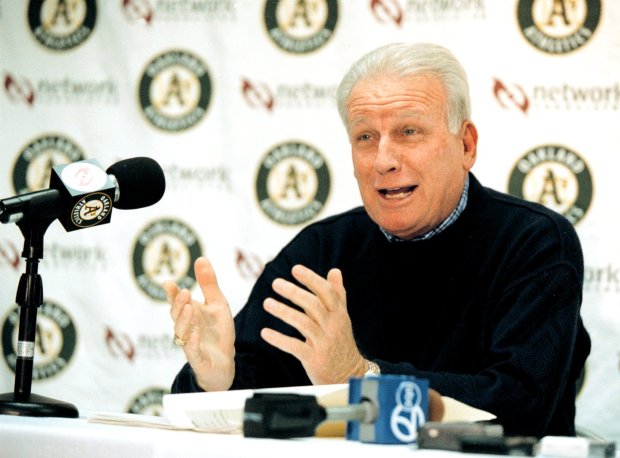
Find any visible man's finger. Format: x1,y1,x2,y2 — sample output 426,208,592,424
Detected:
326,268,346,307
270,277,326,323
170,288,191,321
163,280,180,306
263,297,319,339
260,327,308,360
195,257,227,305
291,264,344,312
173,303,193,344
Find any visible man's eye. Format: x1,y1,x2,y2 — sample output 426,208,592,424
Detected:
404,129,416,136
357,134,371,141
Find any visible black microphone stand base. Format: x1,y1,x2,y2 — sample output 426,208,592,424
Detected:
0,392,78,418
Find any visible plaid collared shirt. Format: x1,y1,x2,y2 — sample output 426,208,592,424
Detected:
380,174,470,242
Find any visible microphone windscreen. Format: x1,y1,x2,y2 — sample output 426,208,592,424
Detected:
106,157,166,209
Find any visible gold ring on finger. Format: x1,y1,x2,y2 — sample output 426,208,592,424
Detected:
173,334,186,347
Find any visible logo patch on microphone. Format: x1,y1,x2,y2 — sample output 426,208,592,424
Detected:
256,141,331,226
264,0,338,54
70,192,113,228
390,380,425,443
138,50,212,132
507,144,593,225
12,134,86,195
516,0,601,54
1,301,77,380
132,219,203,301
60,159,109,192
27,0,97,51
49,159,116,231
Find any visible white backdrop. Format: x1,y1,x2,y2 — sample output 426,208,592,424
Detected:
0,0,618,441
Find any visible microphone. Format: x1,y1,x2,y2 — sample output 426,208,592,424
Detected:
0,157,165,419
106,156,166,210
244,375,442,444
0,157,165,231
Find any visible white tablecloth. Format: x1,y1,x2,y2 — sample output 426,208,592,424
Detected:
0,413,464,458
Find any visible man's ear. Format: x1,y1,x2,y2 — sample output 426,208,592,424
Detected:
461,121,478,171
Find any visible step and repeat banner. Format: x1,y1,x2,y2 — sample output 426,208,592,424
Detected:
0,0,618,440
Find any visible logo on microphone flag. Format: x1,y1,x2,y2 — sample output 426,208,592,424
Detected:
50,159,116,231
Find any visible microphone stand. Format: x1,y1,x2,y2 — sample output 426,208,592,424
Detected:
0,215,78,417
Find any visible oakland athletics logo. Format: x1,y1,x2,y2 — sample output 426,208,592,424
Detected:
28,0,97,51
516,0,601,54
70,192,112,228
13,134,86,195
508,144,593,225
2,301,77,380
133,219,203,301
256,141,331,225
127,387,168,415
264,0,338,54
138,50,212,132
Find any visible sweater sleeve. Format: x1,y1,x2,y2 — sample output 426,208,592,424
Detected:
171,362,204,393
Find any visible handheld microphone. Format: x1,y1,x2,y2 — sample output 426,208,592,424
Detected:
0,157,165,231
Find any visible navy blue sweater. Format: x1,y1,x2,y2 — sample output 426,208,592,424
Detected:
173,174,590,437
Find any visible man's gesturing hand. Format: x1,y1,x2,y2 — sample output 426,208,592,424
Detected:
260,265,367,385
164,257,236,392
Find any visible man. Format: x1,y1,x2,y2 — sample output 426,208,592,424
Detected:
165,42,590,437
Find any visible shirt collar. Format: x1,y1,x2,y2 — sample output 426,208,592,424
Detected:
380,174,470,242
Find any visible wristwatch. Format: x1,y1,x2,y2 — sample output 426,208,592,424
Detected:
364,359,381,377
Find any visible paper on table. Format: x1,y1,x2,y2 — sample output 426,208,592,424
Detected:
87,384,348,433
87,412,177,429
88,383,495,434
163,383,349,433
440,396,497,423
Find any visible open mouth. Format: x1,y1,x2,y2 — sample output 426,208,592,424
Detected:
379,185,416,199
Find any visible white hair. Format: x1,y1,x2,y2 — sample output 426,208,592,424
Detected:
336,42,471,134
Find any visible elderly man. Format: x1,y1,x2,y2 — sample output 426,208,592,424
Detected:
165,42,590,437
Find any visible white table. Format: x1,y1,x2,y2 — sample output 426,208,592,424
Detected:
0,413,465,458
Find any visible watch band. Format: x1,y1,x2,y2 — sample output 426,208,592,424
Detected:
364,359,381,377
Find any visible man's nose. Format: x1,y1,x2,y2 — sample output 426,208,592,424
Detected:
375,138,401,174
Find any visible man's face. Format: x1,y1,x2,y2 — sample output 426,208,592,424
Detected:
346,73,477,240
